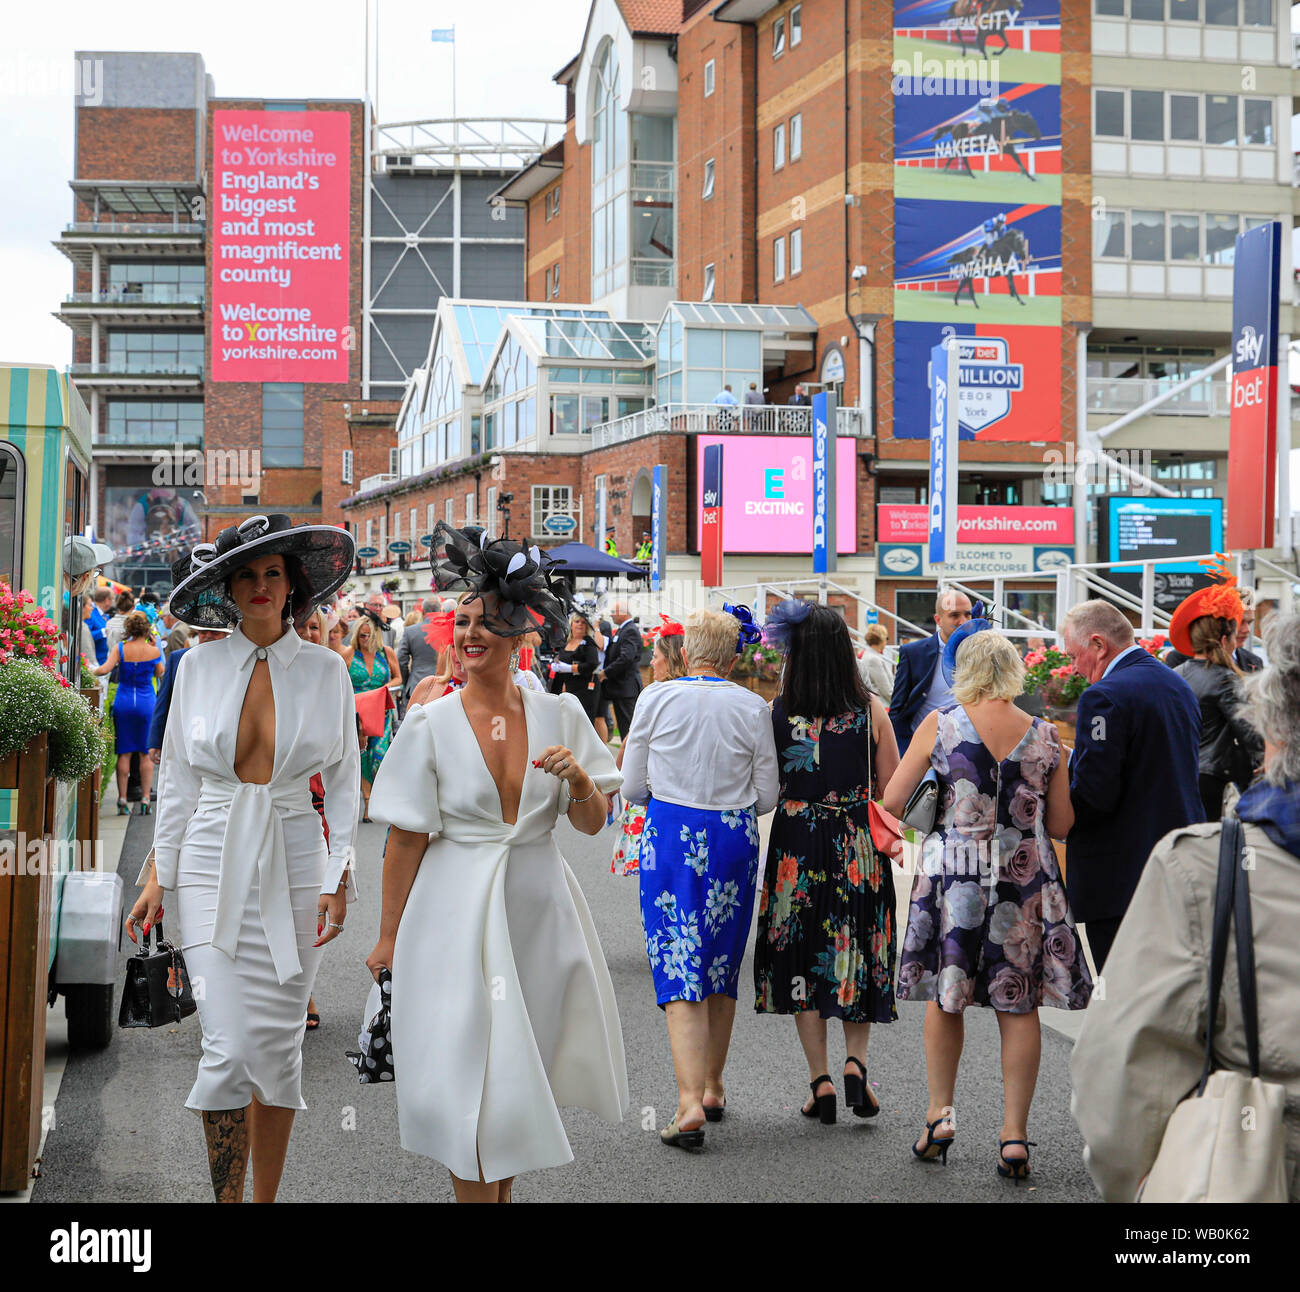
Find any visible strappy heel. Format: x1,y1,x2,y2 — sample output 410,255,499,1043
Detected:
660,1114,705,1149
912,1117,955,1164
117,798,129,816
800,1074,836,1124
997,1139,1036,1184
843,1056,879,1119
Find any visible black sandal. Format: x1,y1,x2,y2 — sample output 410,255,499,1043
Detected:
911,1117,955,1165
703,1096,726,1123
659,1115,705,1149
305,1011,321,1031
997,1138,1036,1184
800,1074,836,1124
843,1056,880,1118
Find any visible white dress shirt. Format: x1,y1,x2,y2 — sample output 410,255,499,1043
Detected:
620,677,779,813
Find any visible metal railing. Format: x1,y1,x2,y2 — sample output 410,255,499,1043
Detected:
631,161,675,200
1090,374,1300,421
593,402,866,447
63,288,204,306
62,221,205,236
69,361,204,377
631,258,674,287
358,473,400,492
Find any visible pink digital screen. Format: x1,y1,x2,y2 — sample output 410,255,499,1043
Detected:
695,436,857,554
210,109,351,383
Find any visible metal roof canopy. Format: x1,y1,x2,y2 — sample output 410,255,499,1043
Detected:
665,301,816,331
70,179,203,217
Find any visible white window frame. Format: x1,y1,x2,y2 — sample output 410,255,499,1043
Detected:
426,503,435,537
341,449,353,484
790,113,802,161
531,485,573,537
773,14,786,57
487,485,498,536
365,519,374,549
702,262,716,302
704,58,715,97
1093,86,1274,148
465,491,474,524
702,158,715,200
790,227,802,276
379,515,387,555
389,448,399,474
773,122,786,170
409,507,417,543
445,498,455,525
394,511,401,539
552,263,560,299
773,235,786,283
790,4,802,46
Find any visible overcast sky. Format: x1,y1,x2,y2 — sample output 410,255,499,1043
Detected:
0,0,590,368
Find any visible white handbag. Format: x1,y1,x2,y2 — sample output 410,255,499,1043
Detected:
1139,818,1289,1203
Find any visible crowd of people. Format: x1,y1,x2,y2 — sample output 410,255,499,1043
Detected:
118,511,1299,1205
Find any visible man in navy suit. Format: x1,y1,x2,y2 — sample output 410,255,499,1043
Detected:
1062,600,1203,972
888,589,973,755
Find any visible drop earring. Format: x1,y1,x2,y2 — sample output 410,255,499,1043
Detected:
509,648,520,671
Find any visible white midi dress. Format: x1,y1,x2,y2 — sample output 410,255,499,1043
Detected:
368,687,628,1183
149,626,361,1111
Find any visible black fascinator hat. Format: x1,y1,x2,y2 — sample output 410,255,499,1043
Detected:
430,521,569,638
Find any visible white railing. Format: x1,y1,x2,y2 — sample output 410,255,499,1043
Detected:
631,161,675,200
374,117,562,169
593,403,867,447
69,361,203,377
1089,375,1300,420
63,221,204,236
63,288,204,306
358,473,399,492
631,258,674,286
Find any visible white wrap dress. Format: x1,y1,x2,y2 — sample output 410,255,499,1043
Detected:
149,626,361,1111
368,687,628,1183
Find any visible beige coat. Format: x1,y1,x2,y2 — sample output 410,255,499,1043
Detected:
1070,821,1300,1202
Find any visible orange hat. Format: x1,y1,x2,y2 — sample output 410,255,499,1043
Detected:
1167,553,1244,657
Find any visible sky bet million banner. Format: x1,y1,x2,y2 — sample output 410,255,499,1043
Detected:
1226,220,1281,552
892,2,1062,443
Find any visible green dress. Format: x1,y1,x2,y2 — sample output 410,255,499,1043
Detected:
349,648,393,784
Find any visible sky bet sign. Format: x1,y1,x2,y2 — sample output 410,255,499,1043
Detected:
1227,221,1280,551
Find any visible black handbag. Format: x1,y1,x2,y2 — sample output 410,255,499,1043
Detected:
346,968,395,1084
118,921,197,1028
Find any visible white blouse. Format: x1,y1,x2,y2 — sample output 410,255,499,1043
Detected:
620,677,779,814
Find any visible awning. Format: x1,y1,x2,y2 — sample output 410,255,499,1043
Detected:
542,541,649,578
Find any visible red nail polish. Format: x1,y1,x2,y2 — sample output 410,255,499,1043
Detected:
532,759,544,768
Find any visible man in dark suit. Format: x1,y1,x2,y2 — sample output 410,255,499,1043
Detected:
600,600,643,742
397,598,446,705
1062,600,1203,972
888,589,973,756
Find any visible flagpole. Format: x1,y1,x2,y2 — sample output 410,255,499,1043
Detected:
452,25,457,128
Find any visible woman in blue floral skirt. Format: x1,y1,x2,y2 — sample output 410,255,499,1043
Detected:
621,606,779,1150
883,625,1089,1183
753,602,900,1124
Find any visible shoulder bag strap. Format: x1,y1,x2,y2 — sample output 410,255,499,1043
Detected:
1199,815,1241,1094
1232,824,1262,1078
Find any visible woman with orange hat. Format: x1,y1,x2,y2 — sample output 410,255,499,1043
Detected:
1168,563,1265,821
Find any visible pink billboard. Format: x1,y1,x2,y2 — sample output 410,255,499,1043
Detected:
695,436,857,554
877,503,1073,545
211,109,351,383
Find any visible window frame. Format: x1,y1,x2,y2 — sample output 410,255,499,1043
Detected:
703,58,715,98
773,15,786,57
342,449,353,484
773,121,786,171
773,235,786,284
702,158,715,200
790,113,802,161
790,3,802,46
702,262,716,302
790,227,802,276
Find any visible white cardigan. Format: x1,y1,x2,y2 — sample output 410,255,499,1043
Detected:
620,676,779,813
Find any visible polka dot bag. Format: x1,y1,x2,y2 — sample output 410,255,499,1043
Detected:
345,968,395,1083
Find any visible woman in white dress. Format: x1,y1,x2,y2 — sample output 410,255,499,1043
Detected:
366,523,627,1203
127,514,360,1202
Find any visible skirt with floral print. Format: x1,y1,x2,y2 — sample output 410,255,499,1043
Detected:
638,796,760,1007
610,794,647,877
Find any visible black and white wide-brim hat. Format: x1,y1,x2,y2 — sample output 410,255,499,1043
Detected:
168,513,356,630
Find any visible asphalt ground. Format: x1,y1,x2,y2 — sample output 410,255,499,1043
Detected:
32,809,1099,1204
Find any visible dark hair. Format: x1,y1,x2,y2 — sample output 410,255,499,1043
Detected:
777,604,870,719
223,552,314,624
140,589,158,605
115,591,135,615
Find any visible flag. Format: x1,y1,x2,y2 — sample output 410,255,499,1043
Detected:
430,27,455,42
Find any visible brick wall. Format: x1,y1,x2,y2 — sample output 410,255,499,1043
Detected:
526,180,564,300
75,107,198,185
320,400,401,524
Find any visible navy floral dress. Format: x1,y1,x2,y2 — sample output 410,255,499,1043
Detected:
754,700,897,1024
897,707,1093,1014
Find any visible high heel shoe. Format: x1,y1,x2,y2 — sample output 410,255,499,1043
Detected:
911,1117,955,1164
800,1074,836,1124
117,798,129,816
843,1056,880,1119
659,1114,705,1150
997,1139,1036,1184
139,801,151,816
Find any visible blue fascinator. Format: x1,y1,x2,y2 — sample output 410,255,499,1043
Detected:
722,602,763,655
760,598,814,653
941,618,995,686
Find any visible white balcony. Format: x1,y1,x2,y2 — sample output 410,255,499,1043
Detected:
1089,375,1300,420
358,473,400,492
592,402,866,448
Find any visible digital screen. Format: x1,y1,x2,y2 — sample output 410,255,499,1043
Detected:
1105,497,1224,574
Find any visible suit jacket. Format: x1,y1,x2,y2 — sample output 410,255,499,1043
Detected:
397,617,443,699
1066,649,1203,923
148,646,188,751
887,633,943,755
601,620,644,699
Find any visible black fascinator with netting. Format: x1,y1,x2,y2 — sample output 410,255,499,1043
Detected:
430,520,569,638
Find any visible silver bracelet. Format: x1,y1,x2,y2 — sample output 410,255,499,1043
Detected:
568,781,599,805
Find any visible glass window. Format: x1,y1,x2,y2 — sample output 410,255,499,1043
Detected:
790,228,803,275
687,369,723,403
581,396,609,432
1241,0,1271,23
581,367,613,383
1169,213,1199,261
1130,0,1163,18
1130,210,1165,261
1169,95,1199,141
1243,98,1272,145
1205,95,1238,145
773,122,785,170
552,394,579,435
1094,0,1125,13
1204,0,1236,21
261,382,303,468
791,5,802,44
790,113,802,161
1094,210,1126,258
1094,90,1125,138
725,330,761,370
773,16,786,56
704,59,715,97
702,263,715,302
774,236,786,283
1130,90,1164,141
702,159,715,200
1168,0,1199,17
617,397,645,418
689,328,724,367
1242,215,1272,230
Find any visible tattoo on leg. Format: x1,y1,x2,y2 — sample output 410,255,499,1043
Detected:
202,1108,249,1203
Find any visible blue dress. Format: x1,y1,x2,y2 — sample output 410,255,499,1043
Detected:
638,797,760,1007
112,655,158,754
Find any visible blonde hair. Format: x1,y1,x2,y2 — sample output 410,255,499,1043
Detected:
655,633,687,678
951,631,1026,705
865,624,888,649
349,617,378,650
403,609,420,627
683,609,740,673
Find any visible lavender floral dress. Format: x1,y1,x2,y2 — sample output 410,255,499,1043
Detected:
897,707,1092,1014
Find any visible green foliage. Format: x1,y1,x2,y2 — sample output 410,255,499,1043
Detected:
0,661,107,783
